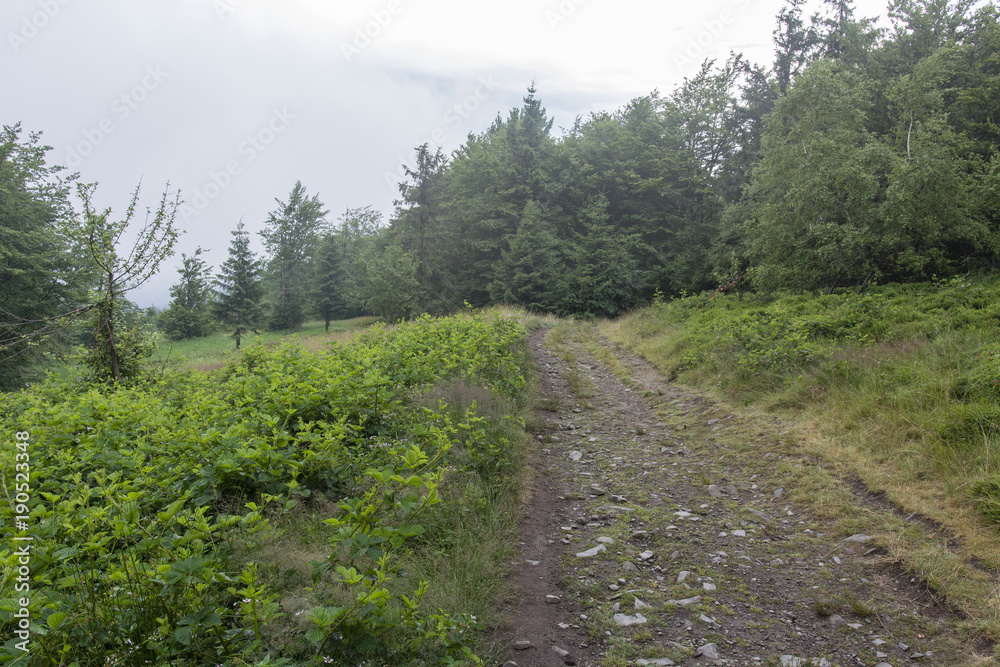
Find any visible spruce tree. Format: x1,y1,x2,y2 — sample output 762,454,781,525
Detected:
214,221,264,350
260,181,327,331
311,232,348,331
489,200,569,313
160,247,215,340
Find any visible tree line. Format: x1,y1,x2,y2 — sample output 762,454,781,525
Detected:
1,0,998,389
361,0,999,315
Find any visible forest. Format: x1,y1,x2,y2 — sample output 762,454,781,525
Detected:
1,0,999,390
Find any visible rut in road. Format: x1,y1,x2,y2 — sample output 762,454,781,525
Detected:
497,325,973,667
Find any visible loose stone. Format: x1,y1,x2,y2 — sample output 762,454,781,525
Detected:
612,612,648,626
575,544,607,558
695,643,720,660
665,596,702,606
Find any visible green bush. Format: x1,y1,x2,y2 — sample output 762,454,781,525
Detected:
0,310,527,665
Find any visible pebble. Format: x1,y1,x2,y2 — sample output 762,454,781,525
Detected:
596,536,615,545
773,487,785,499
732,529,746,537
504,662,518,667
707,484,724,498
636,659,675,666
612,612,648,626
569,451,583,462
622,561,640,572
545,595,561,604
695,643,719,660
575,544,607,558
665,596,702,606
699,614,721,629
843,533,870,543
639,550,654,561
779,659,831,667
703,582,717,591
677,570,691,583
634,598,651,610
512,640,532,650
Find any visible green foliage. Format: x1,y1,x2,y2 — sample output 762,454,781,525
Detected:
489,200,570,312
214,221,265,350
77,179,181,384
353,240,422,322
0,310,527,664
260,181,328,332
615,276,1000,526
0,124,86,390
160,247,216,340
569,195,644,317
77,304,159,385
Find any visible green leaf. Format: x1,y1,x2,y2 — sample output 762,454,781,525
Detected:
46,612,67,630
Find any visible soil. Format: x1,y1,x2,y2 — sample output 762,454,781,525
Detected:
494,326,980,667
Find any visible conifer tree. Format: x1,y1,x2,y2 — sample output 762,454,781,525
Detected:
311,232,348,331
160,247,215,340
260,181,327,330
489,200,569,313
214,221,264,350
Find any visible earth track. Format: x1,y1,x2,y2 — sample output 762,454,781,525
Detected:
496,325,975,667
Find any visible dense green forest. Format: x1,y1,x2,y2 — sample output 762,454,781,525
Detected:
2,0,999,389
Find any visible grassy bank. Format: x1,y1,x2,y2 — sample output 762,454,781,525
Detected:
1,310,535,665
603,276,1000,640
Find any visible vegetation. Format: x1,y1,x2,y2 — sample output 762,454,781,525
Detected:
5,1,1000,386
160,247,216,341
213,222,266,350
261,182,328,332
605,275,1000,542
0,310,531,665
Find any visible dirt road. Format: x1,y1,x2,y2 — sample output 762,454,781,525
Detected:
497,325,978,667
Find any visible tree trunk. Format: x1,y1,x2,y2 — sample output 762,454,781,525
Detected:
106,272,121,382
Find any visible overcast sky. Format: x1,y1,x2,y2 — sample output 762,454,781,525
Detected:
3,0,893,308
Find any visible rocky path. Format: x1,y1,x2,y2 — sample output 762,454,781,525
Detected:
497,325,970,667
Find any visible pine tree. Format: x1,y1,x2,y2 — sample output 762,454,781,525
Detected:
393,144,450,312
260,181,327,331
214,221,264,350
570,196,642,317
311,232,348,331
0,124,86,388
489,200,569,312
160,247,215,340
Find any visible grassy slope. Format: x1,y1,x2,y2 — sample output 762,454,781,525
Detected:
603,277,1000,643
153,316,379,371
